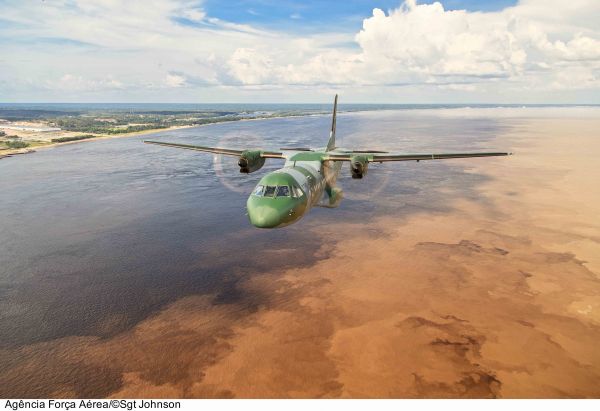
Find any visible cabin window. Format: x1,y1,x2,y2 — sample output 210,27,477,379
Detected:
253,185,264,196
264,186,277,197
276,186,290,197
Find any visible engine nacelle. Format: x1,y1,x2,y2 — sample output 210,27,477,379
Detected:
238,150,265,173
350,155,369,179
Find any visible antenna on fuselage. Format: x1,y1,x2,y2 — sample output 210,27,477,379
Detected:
326,94,337,152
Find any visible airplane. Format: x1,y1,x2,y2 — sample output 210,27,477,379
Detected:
144,96,511,228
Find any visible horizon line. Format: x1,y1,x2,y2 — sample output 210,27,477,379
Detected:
1,102,600,106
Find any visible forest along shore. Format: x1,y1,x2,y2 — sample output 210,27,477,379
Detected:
0,106,327,159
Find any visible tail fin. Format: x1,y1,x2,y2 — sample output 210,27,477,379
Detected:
326,94,338,151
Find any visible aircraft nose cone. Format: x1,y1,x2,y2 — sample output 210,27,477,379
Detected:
248,205,282,228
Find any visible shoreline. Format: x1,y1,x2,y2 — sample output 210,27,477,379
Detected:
0,112,322,160
2,105,599,161
0,124,196,159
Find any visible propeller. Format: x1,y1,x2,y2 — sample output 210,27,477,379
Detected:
339,163,391,201
212,131,270,194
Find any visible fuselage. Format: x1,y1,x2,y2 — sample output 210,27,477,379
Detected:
246,149,343,228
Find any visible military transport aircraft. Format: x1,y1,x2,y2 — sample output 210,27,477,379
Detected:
144,96,511,228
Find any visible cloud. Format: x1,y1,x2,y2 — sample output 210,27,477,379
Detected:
224,0,599,91
49,74,124,92
0,0,598,102
355,2,526,79
227,48,276,85
179,7,206,22
165,72,187,88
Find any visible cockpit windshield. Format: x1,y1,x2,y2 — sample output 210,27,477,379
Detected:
276,186,290,197
264,186,276,197
253,185,264,196
253,185,292,198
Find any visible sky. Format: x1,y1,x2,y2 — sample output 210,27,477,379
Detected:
0,0,599,103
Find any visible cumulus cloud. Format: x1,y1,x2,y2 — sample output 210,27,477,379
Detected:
356,2,527,79
225,0,599,93
227,49,269,85
0,0,598,102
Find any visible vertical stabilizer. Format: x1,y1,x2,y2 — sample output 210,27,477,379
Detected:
326,94,338,151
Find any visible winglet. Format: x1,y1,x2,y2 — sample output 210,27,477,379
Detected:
326,94,338,151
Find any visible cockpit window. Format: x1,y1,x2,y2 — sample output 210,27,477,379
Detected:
264,186,276,197
253,185,264,196
276,186,290,197
254,185,295,198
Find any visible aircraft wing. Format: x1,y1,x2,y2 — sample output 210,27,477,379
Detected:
143,140,286,158
327,151,512,162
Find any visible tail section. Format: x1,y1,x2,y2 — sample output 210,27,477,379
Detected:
326,94,338,151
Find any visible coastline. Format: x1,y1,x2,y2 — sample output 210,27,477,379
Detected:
2,105,599,161
0,111,320,160
0,124,196,160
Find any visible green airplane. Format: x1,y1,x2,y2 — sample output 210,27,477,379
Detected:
145,96,511,228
